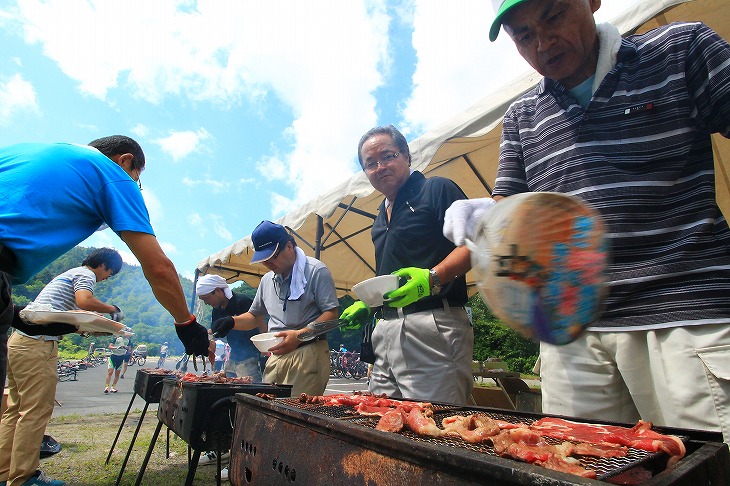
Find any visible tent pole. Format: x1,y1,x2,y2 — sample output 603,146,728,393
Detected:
189,269,200,314
315,215,324,260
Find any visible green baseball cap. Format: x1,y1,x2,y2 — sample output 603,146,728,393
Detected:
490,0,532,42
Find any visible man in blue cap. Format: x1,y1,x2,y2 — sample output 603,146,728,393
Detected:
444,0,730,442
211,221,338,396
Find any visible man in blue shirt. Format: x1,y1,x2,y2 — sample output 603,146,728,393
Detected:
0,136,210,422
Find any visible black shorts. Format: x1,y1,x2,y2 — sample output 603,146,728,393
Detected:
109,354,125,370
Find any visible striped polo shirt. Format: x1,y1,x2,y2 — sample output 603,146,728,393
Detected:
33,266,96,311
493,22,730,331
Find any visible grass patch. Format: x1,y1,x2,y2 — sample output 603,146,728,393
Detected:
43,413,223,485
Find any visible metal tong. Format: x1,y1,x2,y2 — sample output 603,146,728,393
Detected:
297,318,349,341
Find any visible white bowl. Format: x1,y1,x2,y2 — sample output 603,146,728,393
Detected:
250,332,284,352
352,275,400,307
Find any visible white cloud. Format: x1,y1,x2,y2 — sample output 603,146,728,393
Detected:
159,240,178,255
181,176,230,193
155,128,212,161
8,0,390,209
140,188,163,227
255,155,287,182
0,73,39,125
78,230,140,266
131,124,148,139
188,213,203,224
209,214,233,241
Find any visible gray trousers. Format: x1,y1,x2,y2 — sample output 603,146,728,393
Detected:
368,305,474,405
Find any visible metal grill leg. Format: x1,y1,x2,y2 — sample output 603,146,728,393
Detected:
106,393,137,464
185,449,202,486
133,420,163,486
114,402,150,486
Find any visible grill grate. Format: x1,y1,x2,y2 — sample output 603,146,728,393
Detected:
276,398,663,480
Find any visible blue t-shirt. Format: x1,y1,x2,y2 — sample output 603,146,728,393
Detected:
0,143,154,283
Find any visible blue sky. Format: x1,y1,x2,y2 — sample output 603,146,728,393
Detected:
0,0,639,280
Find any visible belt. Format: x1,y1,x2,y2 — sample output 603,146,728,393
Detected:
297,334,326,348
0,243,17,275
375,299,464,320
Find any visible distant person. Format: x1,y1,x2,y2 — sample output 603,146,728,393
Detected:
0,248,123,486
196,274,261,381
157,342,169,369
214,339,226,372
1,135,211,400
212,221,338,396
339,125,474,405
119,337,133,379
105,334,131,393
338,344,347,353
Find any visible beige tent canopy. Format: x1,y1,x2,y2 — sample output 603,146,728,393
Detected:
195,0,730,298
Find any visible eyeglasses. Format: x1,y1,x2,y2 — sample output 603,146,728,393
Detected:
266,241,289,263
363,152,401,173
134,168,143,191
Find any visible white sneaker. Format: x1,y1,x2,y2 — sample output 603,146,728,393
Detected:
198,450,229,466
220,467,229,481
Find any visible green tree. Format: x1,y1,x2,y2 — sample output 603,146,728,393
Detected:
469,293,539,374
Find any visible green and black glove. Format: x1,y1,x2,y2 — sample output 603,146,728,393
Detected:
385,267,430,308
339,301,371,329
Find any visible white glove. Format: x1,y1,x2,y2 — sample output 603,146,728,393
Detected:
443,198,496,246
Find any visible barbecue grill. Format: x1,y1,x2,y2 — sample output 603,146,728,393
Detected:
133,377,292,486
229,394,730,485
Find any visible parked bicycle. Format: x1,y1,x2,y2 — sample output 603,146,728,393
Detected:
57,361,80,382
129,344,147,366
329,350,369,380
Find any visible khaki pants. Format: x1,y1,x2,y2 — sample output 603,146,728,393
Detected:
540,325,730,443
0,333,58,485
264,340,330,396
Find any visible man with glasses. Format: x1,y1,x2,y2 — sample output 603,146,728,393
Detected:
1,248,124,486
211,220,338,397
339,125,474,405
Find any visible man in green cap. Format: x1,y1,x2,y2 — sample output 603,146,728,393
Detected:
444,0,730,442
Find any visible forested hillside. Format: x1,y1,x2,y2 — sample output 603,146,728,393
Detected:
10,246,255,357
9,246,539,373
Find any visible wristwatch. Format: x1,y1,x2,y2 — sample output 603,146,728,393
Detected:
429,268,442,294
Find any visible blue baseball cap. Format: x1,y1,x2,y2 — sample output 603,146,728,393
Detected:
251,221,290,263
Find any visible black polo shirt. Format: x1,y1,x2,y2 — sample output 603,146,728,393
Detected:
372,171,468,306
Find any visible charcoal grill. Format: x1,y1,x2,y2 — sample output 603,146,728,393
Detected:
229,394,730,485
107,369,178,486
133,377,292,486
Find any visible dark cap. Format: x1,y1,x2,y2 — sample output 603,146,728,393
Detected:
251,220,290,264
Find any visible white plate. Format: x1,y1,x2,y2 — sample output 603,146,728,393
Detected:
352,275,400,307
21,309,133,337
